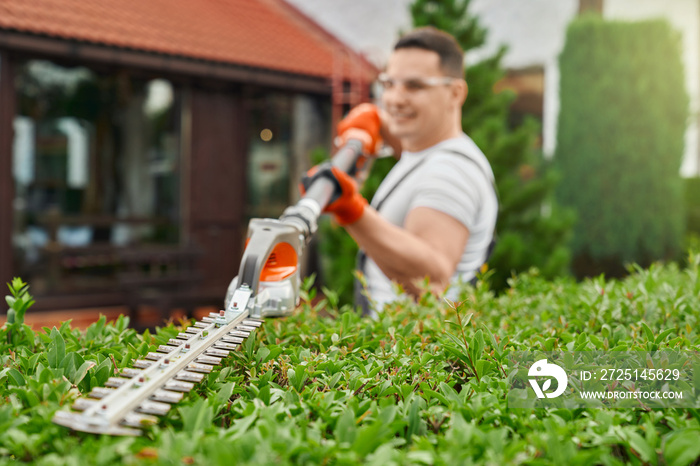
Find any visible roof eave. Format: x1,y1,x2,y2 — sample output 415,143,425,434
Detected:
0,29,333,94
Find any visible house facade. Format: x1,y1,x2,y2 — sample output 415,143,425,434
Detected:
0,0,375,311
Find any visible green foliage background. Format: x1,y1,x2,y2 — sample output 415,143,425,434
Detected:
555,17,689,278
685,178,700,235
317,157,397,304
3,255,700,464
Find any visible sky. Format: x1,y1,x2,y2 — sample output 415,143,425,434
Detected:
285,0,577,69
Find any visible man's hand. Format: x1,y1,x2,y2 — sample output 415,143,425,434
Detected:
337,103,382,155
302,164,367,226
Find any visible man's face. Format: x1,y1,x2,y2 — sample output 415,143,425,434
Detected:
381,48,464,152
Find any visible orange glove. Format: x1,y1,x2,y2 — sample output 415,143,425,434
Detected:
337,103,382,155
302,163,367,226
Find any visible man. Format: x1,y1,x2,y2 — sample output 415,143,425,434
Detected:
311,27,498,312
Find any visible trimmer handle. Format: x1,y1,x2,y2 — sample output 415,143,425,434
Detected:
228,139,365,313
299,139,364,212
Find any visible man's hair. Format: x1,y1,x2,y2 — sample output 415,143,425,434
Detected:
394,27,464,78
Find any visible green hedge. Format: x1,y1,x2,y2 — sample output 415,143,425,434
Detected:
2,254,700,464
555,17,688,277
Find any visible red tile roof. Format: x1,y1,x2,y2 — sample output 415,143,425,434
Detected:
0,0,376,80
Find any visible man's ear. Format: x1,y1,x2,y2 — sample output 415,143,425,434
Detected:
456,79,468,105
449,79,468,106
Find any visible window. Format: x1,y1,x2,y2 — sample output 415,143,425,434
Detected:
246,93,293,219
12,60,182,295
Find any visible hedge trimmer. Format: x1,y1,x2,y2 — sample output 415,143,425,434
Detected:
53,140,365,435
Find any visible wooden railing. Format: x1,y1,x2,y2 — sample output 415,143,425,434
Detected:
22,210,222,325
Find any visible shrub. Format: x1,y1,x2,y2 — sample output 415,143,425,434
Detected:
555,17,689,277
2,254,700,463
3,278,35,349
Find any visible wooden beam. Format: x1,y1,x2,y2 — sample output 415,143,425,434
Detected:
188,88,248,291
0,51,15,290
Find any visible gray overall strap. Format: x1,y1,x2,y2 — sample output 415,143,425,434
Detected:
354,156,431,315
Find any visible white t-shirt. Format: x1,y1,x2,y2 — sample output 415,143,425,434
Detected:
363,134,498,307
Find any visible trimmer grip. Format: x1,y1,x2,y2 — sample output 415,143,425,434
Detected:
301,139,364,211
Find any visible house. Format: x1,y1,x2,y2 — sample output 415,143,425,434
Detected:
0,0,376,316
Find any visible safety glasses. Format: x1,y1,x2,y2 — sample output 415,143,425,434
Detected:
377,72,456,92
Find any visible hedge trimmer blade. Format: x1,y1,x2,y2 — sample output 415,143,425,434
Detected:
53,286,261,436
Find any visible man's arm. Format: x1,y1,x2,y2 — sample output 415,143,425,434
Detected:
346,206,469,297
317,103,469,296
